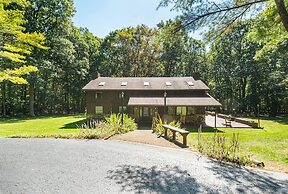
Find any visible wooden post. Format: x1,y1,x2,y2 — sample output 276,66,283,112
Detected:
163,91,167,116
182,134,188,146
214,109,217,128
164,128,168,136
172,131,176,140
121,91,124,125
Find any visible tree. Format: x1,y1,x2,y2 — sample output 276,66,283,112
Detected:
0,0,46,84
209,22,260,113
100,25,164,77
247,0,288,57
158,0,288,37
256,39,288,115
23,0,75,116
157,20,206,78
157,20,186,76
0,0,46,116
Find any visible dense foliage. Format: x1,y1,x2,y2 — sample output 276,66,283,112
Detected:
0,0,46,85
0,0,287,117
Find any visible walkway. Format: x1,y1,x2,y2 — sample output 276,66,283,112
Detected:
111,129,180,149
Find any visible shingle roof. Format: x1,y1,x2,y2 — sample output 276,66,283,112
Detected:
82,77,209,91
128,95,221,106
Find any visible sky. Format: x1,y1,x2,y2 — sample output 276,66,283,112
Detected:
72,0,202,39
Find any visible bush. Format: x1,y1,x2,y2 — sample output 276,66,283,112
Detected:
78,114,137,139
197,125,253,166
105,113,137,134
152,114,182,136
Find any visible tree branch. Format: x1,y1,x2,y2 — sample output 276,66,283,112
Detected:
182,0,268,29
216,5,252,39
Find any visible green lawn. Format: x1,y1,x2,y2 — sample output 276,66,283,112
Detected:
0,115,86,138
186,117,288,172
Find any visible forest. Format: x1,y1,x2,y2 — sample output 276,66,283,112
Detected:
0,0,287,117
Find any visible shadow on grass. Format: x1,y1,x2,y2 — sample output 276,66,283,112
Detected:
0,114,85,124
106,165,213,194
184,126,224,133
260,116,288,125
239,116,288,126
207,160,288,193
60,119,87,129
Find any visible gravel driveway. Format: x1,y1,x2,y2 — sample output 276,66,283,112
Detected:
0,138,287,194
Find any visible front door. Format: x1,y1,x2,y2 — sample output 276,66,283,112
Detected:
138,106,158,123
142,107,149,117
139,106,152,123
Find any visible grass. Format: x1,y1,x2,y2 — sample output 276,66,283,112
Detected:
0,114,137,139
0,114,86,138
185,116,288,172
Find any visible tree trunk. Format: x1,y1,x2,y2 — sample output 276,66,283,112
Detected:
22,85,27,115
241,78,247,100
7,83,11,115
275,0,288,32
29,84,35,117
1,83,6,117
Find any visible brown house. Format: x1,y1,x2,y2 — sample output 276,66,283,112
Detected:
82,76,221,125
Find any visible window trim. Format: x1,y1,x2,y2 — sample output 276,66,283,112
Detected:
176,106,186,116
95,92,103,99
187,106,196,115
95,106,103,115
118,106,127,113
167,106,175,115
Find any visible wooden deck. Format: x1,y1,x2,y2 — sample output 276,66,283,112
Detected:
204,115,252,128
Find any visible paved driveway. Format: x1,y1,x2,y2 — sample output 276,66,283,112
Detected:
0,139,287,194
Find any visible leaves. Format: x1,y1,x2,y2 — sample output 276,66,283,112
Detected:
0,65,38,84
0,0,46,84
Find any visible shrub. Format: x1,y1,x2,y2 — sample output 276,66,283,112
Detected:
152,114,182,136
78,114,137,139
197,125,253,166
152,114,164,134
105,113,137,134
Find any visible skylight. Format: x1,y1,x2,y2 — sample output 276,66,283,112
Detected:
121,82,127,86
144,82,149,86
99,82,106,86
165,82,172,86
187,81,194,86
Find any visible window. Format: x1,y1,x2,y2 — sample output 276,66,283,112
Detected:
133,107,138,116
176,107,186,116
95,92,102,99
165,81,172,86
187,81,194,86
168,107,175,115
187,107,196,115
121,82,127,86
99,82,106,86
118,92,125,99
95,106,103,114
119,106,127,113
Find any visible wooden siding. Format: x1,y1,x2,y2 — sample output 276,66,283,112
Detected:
85,90,207,116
